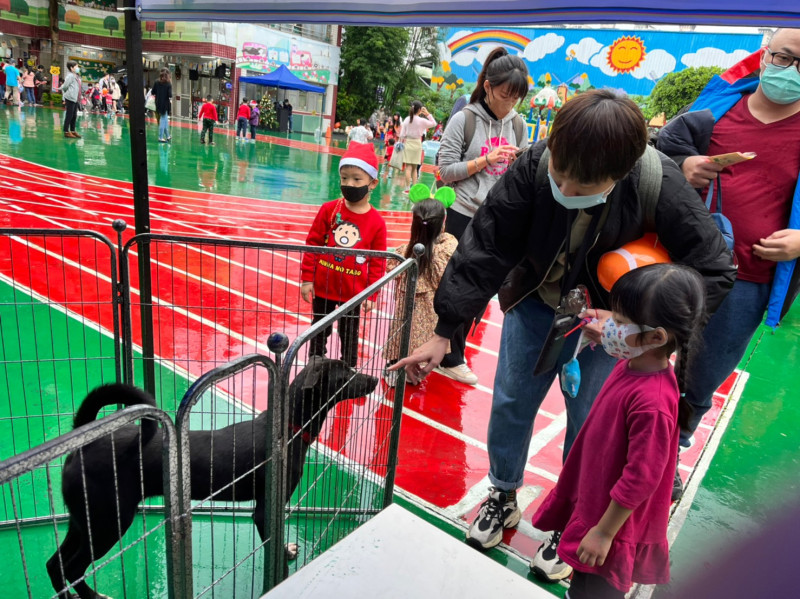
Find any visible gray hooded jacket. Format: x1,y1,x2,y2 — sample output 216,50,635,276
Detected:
437,102,529,218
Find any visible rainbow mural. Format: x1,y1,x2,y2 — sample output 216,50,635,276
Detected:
436,26,763,98
448,29,531,54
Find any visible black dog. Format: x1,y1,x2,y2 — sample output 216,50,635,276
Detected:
46,357,378,599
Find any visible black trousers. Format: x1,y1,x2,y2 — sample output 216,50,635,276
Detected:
201,118,215,142
63,100,78,132
567,571,626,599
439,208,487,368
308,296,361,368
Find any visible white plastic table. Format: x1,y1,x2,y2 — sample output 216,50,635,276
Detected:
261,503,555,598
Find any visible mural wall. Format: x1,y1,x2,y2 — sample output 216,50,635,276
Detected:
235,23,339,85
435,27,764,97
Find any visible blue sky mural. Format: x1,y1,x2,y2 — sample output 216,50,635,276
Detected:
434,27,763,97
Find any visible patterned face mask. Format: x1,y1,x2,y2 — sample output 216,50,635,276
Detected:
601,318,662,360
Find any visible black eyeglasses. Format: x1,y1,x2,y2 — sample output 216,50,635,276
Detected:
765,48,800,74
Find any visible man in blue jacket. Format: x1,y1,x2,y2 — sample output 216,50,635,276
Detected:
657,27,800,451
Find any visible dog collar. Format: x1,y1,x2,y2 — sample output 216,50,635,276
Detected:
290,423,313,444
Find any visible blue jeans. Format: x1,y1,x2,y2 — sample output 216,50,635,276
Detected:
681,279,770,445
237,117,248,137
488,295,617,491
158,113,170,140
25,87,35,104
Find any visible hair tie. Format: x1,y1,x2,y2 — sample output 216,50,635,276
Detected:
422,220,428,225
680,393,686,398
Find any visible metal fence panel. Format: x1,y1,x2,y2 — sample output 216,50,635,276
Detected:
0,229,122,524
0,404,183,599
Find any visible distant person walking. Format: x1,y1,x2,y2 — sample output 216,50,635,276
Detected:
198,95,218,145
249,100,260,142
283,98,293,132
236,98,251,140
4,60,22,108
151,68,173,143
399,101,437,190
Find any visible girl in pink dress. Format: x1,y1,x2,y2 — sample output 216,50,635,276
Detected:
532,263,705,598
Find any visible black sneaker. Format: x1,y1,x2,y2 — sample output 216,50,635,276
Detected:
465,487,521,550
531,530,573,582
672,462,684,503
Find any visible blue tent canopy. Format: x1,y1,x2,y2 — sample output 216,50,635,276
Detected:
138,0,800,27
238,65,326,93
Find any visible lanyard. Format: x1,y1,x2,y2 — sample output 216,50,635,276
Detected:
559,208,603,305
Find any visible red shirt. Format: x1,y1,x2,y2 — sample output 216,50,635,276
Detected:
706,95,800,283
198,102,218,121
301,200,387,302
533,361,679,592
236,104,251,120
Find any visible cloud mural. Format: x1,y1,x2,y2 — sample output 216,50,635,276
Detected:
566,37,605,64
631,48,678,80
523,33,565,62
681,47,753,69
436,27,762,96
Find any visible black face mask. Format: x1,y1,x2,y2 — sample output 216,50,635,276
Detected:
340,185,370,203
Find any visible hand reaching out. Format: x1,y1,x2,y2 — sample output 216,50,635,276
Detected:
753,229,800,262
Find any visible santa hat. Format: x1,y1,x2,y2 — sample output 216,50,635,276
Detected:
339,142,379,179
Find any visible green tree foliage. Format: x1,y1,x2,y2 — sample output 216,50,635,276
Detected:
10,0,29,18
338,27,410,125
649,66,723,119
104,15,119,37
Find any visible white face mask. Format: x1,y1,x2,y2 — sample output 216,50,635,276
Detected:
548,172,615,210
601,318,663,360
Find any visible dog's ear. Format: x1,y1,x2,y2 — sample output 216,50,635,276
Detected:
300,355,328,391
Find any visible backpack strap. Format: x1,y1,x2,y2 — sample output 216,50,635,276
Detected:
638,145,663,231
535,146,550,190
462,110,477,157
512,113,525,147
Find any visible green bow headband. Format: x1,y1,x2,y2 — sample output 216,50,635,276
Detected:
408,183,456,208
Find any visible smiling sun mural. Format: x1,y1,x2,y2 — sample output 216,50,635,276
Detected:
607,36,647,74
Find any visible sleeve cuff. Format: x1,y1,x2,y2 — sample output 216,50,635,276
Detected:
434,318,460,340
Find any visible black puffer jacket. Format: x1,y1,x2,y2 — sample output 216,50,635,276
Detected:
433,140,737,339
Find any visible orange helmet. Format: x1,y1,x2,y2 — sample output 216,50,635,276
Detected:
597,233,671,292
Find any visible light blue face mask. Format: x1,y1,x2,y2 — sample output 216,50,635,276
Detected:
760,63,800,105
548,172,616,210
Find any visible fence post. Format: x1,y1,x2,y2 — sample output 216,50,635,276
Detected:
264,332,290,591
382,244,422,507
112,219,131,385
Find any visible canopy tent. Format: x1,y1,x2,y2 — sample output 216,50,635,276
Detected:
137,0,800,27
239,65,326,93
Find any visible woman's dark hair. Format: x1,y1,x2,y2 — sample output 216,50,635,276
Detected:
469,47,529,105
408,100,423,124
609,263,706,431
548,89,647,184
241,97,248,104
404,199,446,282
66,60,78,72
158,68,171,84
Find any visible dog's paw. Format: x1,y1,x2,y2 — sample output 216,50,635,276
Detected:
286,542,299,561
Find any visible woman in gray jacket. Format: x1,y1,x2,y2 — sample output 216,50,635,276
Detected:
57,61,81,138
433,47,529,385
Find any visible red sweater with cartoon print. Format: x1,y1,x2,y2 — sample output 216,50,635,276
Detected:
301,199,387,302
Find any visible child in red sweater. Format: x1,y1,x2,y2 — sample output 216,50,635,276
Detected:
300,142,387,367
531,263,705,598
198,95,218,145
236,98,251,140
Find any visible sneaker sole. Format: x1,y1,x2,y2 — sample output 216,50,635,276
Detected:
434,366,478,386
464,508,521,550
531,563,573,582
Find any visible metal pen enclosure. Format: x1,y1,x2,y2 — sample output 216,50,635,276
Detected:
0,225,419,597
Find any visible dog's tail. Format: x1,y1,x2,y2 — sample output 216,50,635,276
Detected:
74,383,159,440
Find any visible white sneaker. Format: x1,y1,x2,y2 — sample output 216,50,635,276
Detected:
435,363,478,385
530,530,573,582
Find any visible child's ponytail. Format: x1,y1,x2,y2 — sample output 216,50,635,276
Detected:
674,339,696,432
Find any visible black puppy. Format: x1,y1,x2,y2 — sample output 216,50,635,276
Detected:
46,357,378,599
